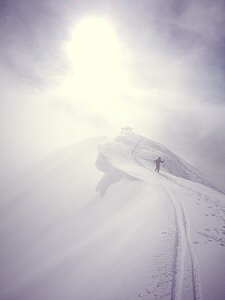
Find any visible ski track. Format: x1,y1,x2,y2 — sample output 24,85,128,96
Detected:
130,137,145,167
130,142,202,300
162,182,202,300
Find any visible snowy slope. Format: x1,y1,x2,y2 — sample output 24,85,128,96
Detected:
100,133,222,192
0,133,225,300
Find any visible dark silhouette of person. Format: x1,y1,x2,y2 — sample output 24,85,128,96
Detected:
154,157,164,172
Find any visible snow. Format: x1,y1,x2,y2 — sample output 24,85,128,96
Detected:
0,133,225,300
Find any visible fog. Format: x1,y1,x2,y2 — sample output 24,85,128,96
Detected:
0,0,225,190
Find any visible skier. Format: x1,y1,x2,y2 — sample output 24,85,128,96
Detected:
154,157,164,172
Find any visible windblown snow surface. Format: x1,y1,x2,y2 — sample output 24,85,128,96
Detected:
0,133,225,300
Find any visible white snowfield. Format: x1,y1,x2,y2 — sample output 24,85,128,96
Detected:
0,133,225,300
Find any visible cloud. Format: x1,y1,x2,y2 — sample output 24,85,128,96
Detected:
0,0,224,189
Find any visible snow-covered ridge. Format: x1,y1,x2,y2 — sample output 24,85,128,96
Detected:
1,134,225,300
97,132,222,192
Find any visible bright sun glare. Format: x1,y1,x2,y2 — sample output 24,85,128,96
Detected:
63,17,129,113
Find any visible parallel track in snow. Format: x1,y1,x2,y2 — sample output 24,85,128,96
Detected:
129,140,202,299
161,183,202,300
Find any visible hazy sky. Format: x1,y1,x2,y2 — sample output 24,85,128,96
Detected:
0,0,225,189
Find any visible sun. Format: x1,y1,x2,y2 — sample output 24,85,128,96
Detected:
63,17,128,112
